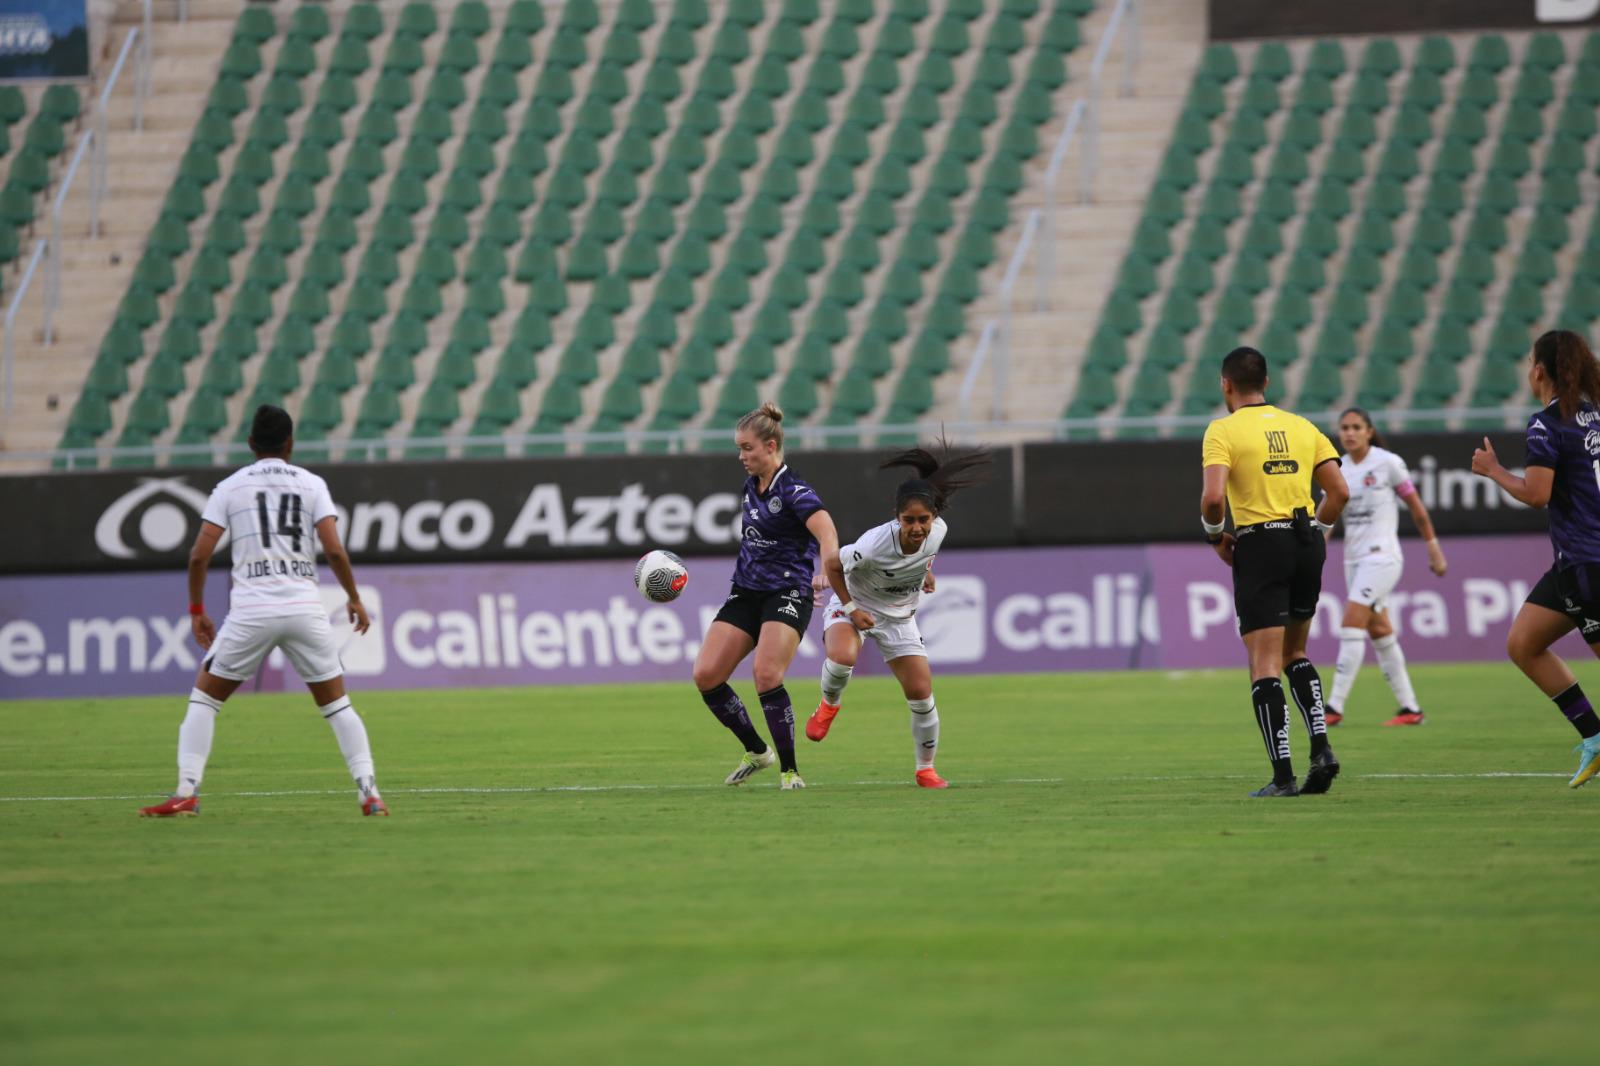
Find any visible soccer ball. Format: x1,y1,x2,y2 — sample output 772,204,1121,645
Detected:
634,549,689,603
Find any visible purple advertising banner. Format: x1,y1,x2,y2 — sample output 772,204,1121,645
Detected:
0,535,1590,699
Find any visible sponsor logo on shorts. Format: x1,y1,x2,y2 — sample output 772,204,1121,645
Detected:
778,601,799,618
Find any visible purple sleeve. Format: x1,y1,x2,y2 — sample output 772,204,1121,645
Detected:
1526,414,1559,469
789,481,823,522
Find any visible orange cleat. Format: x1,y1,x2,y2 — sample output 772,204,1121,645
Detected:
1324,708,1344,727
139,794,199,817
361,795,390,817
805,701,840,742
1385,710,1426,727
915,768,949,789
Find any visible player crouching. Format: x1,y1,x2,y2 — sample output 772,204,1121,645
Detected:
806,440,991,788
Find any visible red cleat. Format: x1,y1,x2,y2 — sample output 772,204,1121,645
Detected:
139,794,199,817
1385,710,1426,727
361,795,390,817
1324,708,1344,727
915,768,949,789
805,701,840,742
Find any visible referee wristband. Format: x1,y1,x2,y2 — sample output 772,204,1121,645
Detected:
1201,516,1226,536
840,600,857,614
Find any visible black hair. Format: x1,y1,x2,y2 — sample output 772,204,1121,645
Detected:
879,436,992,515
249,404,293,455
1338,406,1384,449
1532,329,1600,421
1221,346,1269,392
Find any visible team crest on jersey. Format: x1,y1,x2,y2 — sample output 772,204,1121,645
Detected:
768,496,783,514
1364,472,1378,487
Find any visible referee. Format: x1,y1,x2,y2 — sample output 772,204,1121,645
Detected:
1200,347,1350,797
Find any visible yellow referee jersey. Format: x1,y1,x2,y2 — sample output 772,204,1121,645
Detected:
1201,403,1338,526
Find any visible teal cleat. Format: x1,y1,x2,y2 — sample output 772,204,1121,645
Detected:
1570,735,1600,789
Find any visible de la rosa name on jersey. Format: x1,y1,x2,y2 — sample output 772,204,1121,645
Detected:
201,459,337,619
1526,399,1600,566
1339,446,1414,560
842,517,947,620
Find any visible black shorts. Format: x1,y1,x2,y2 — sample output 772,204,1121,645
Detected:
713,583,814,640
1232,523,1326,635
1526,562,1600,645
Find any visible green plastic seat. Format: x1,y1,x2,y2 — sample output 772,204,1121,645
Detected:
1198,43,1238,84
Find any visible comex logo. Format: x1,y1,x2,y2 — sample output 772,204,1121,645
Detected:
918,576,987,664
95,478,225,559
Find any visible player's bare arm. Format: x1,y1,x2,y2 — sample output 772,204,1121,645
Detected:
1312,459,1350,527
316,515,370,634
1472,438,1554,508
1402,491,1449,575
1201,463,1234,567
810,510,872,630
188,520,224,649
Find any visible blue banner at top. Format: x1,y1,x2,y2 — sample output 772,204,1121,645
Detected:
0,0,87,80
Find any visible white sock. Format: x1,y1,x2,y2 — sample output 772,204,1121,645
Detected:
821,658,853,706
320,695,378,796
1372,634,1420,711
908,696,938,769
1330,626,1366,711
175,688,222,797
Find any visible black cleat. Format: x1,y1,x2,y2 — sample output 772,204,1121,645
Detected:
1250,780,1300,797
1300,746,1341,795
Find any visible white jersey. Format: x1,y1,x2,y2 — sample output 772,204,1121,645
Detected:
841,517,947,621
1338,445,1414,561
201,458,337,620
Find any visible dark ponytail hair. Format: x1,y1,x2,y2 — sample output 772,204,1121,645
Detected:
1339,406,1384,449
1533,330,1600,420
880,437,992,515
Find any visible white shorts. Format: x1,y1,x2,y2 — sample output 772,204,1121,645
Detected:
204,612,343,683
1344,553,1404,611
822,595,926,662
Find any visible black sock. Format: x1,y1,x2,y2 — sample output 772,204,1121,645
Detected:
700,683,768,754
1285,658,1330,757
1554,683,1600,739
1251,678,1295,786
758,685,797,772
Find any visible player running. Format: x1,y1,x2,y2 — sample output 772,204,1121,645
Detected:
1324,407,1449,728
139,405,386,817
1471,329,1600,788
691,402,842,790
805,441,992,788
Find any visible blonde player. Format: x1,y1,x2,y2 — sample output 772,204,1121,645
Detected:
804,442,991,788
139,405,386,817
1325,407,1448,728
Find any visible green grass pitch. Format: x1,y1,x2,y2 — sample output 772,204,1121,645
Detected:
2,661,1596,1064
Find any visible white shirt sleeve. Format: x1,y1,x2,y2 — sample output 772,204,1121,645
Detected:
311,476,337,524
201,483,228,529
1388,452,1414,496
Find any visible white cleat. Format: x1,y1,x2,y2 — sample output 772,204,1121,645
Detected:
780,771,806,790
725,748,776,786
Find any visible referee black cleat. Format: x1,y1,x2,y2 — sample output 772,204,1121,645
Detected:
1300,747,1341,795
1249,780,1300,798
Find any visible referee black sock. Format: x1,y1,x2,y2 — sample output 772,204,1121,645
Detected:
1251,678,1295,786
1285,658,1331,757
700,683,768,754
1554,683,1600,740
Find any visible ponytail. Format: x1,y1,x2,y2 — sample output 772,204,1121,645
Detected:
879,436,992,515
736,402,785,453
1533,330,1600,420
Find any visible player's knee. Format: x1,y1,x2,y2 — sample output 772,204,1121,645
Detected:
829,643,858,669
751,663,787,692
1368,619,1393,640
903,682,933,702
692,662,727,692
1506,630,1534,667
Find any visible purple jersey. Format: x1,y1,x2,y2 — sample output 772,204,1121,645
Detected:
732,464,825,591
1525,399,1600,566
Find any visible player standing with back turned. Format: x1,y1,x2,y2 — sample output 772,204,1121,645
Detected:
139,405,386,817
1200,348,1350,797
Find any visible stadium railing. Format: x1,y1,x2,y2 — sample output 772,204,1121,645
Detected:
3,405,1539,473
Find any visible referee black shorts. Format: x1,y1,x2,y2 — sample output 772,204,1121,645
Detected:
1232,522,1326,636
1525,561,1600,646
